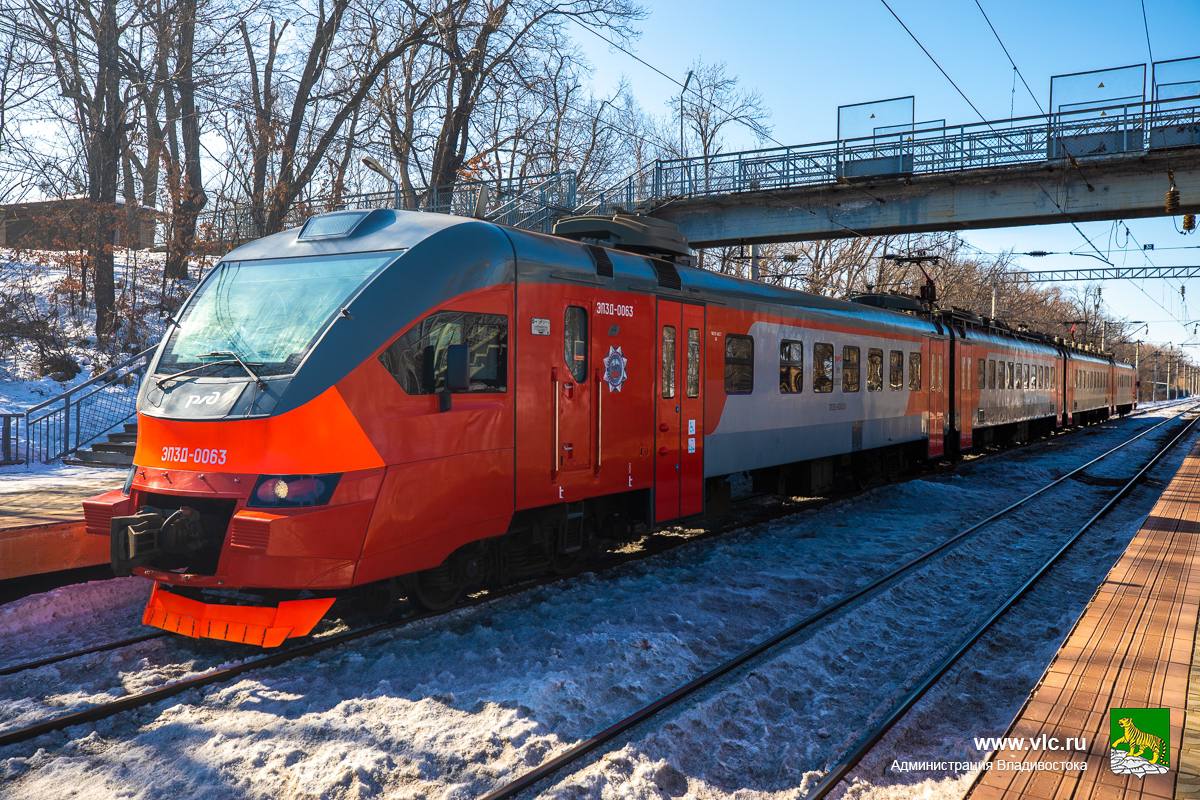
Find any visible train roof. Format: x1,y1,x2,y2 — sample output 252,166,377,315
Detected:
222,207,477,261
227,210,1128,356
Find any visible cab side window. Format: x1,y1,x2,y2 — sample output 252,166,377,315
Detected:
564,306,588,382
380,311,508,394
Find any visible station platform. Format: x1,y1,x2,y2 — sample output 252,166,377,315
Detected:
0,466,123,580
969,440,1200,800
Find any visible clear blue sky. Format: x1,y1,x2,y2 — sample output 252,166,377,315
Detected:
574,0,1200,347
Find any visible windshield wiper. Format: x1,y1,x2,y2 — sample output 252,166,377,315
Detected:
155,352,267,391
199,350,268,390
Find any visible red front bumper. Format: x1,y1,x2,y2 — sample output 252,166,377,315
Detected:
142,582,335,647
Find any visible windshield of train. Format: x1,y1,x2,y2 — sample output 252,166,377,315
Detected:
157,252,395,377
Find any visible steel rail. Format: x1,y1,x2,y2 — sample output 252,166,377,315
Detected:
0,632,165,677
477,403,1198,800
804,408,1200,799
0,403,1179,746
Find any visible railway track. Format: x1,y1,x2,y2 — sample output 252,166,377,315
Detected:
476,403,1200,799
0,404,1188,753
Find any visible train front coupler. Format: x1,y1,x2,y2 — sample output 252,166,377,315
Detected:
109,505,205,576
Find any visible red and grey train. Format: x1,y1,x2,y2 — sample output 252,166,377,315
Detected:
84,209,1136,646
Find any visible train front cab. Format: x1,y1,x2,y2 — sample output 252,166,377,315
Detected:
86,211,527,645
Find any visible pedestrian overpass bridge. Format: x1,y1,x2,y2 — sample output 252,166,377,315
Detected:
577,94,1200,247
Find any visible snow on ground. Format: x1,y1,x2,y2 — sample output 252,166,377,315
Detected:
0,578,151,671
0,462,126,486
0,408,1192,799
0,248,201,414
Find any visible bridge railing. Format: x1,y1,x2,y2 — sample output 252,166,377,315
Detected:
648,93,1200,202
485,172,577,232
22,346,155,464
572,162,659,218
196,172,571,244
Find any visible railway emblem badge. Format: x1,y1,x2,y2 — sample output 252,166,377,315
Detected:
603,346,629,392
1109,707,1170,776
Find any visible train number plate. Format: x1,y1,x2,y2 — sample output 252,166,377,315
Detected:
161,446,228,466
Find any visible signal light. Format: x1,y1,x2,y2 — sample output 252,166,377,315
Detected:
248,474,342,508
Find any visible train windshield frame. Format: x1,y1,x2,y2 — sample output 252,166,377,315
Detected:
157,250,396,377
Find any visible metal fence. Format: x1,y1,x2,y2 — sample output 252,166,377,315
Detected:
22,347,155,464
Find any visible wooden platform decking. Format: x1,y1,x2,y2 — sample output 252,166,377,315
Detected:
970,441,1200,800
0,468,121,579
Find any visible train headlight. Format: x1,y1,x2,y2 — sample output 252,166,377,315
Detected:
248,474,342,508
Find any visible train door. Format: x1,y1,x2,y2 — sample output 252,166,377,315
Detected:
556,304,592,474
655,299,705,522
927,338,947,458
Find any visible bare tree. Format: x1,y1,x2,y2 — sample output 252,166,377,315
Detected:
24,0,144,341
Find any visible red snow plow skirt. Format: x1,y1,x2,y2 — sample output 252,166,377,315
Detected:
142,582,334,647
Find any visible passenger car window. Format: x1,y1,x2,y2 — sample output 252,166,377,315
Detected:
662,326,676,399
380,310,508,394
724,334,754,394
780,339,804,394
564,306,588,382
686,328,700,398
909,352,922,391
867,348,883,391
843,346,861,392
977,358,986,390
988,359,996,390
890,350,904,390
814,343,834,393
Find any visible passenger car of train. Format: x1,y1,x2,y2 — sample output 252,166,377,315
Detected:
83,209,1136,646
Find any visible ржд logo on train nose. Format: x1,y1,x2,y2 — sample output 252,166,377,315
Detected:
184,390,222,408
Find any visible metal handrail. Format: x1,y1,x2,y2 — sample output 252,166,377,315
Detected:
22,346,155,415
22,345,156,464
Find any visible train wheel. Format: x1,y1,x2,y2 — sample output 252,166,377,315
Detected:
409,563,464,611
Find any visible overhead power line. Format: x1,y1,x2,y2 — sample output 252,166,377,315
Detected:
882,0,1187,329
972,0,1043,114
1140,0,1156,64
559,10,888,241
